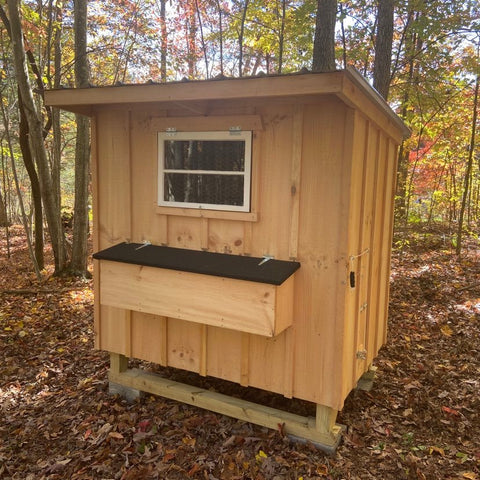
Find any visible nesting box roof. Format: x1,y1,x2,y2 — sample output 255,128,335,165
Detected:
45,67,410,140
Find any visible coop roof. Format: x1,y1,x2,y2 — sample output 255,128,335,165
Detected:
45,67,410,140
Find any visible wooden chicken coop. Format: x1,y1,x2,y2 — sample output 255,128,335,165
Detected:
45,68,409,450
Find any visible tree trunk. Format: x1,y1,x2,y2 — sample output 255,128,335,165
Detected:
19,97,45,269
0,143,7,228
277,0,286,74
51,2,63,208
194,0,209,77
456,73,479,255
373,0,394,100
0,147,11,257
238,0,250,77
339,3,347,68
0,185,7,227
216,0,224,76
186,4,197,79
7,0,66,273
0,91,41,279
394,9,417,224
0,3,45,267
160,0,167,82
69,0,91,277
312,0,337,72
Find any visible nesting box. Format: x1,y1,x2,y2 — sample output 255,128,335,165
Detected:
46,68,408,450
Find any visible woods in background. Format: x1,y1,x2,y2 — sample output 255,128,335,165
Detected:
0,0,478,274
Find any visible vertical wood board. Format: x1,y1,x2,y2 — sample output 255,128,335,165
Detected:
96,110,131,248
208,219,245,254
130,312,167,364
99,305,131,354
95,110,132,354
288,105,304,260
376,139,398,349
167,319,203,372
205,327,242,384
250,105,295,258
341,111,367,398
364,124,382,367
130,109,159,244
352,117,381,384
91,116,101,349
368,134,389,356
293,101,351,408
167,216,203,250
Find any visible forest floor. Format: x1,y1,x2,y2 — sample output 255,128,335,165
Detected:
0,226,479,480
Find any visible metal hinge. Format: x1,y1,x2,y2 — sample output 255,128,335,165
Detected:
135,240,151,250
356,350,367,360
258,255,274,266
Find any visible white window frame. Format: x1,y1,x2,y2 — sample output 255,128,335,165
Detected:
158,130,252,212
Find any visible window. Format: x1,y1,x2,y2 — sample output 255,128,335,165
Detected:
158,131,252,212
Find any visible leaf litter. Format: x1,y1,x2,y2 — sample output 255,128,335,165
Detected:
0,226,479,479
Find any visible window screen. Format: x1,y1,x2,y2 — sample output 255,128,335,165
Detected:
158,131,252,212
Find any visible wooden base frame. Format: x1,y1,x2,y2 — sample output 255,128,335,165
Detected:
109,353,343,452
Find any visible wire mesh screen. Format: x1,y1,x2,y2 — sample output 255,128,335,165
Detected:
164,174,244,205
163,139,246,207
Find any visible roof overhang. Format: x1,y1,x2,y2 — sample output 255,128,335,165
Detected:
45,68,410,140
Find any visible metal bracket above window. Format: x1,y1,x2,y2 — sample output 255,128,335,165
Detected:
229,126,242,136
165,127,177,137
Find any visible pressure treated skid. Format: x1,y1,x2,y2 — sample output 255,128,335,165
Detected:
109,352,343,451
45,68,408,450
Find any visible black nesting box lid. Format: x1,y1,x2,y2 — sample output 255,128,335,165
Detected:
93,242,300,285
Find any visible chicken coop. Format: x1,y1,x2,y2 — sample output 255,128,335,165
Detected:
45,68,409,450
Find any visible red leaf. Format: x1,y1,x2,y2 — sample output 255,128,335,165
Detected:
137,420,151,432
188,463,201,477
442,406,460,416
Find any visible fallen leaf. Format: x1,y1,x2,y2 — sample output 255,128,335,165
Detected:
163,451,176,462
137,419,151,432
316,464,329,476
182,436,196,447
96,422,112,436
440,324,453,336
256,450,268,463
442,406,460,417
456,452,469,463
428,446,445,456
133,430,154,442
187,463,201,477
222,435,237,448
